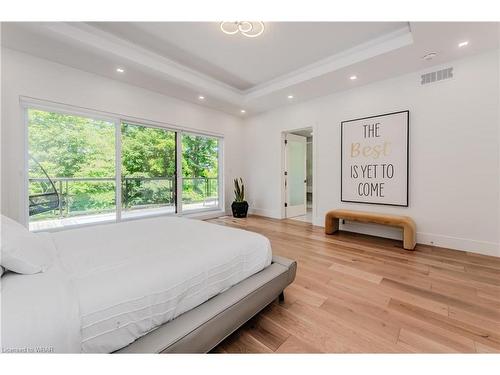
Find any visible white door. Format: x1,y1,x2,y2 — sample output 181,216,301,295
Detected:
285,134,307,218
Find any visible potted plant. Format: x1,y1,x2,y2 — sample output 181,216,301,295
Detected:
231,178,249,218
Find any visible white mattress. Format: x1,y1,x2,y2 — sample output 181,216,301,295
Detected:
1,216,272,353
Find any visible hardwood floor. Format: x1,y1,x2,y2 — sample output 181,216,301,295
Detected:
208,215,500,353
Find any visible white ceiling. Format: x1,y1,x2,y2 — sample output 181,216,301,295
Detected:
1,22,499,117
90,22,408,90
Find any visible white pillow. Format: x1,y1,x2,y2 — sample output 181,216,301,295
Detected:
1,215,53,274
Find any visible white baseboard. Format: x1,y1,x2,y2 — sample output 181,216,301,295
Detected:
312,216,324,227
322,220,500,257
248,207,282,219
416,232,499,257
310,215,498,258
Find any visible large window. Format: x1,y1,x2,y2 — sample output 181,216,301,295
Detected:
181,133,219,212
121,123,177,218
28,109,117,230
27,107,222,231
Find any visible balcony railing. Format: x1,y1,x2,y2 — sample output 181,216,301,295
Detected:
29,176,218,220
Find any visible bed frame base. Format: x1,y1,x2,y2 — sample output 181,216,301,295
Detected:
116,255,296,353
278,291,285,303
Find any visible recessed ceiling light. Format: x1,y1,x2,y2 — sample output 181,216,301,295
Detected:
240,109,246,114
422,52,438,61
458,41,469,48
198,95,205,100
287,95,294,99
350,75,357,80
116,68,125,73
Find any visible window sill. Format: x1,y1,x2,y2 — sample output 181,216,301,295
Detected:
181,208,227,220
31,208,227,233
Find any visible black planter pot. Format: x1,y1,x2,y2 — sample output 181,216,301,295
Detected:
231,201,249,218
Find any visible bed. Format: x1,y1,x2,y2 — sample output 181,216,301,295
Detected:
1,215,296,353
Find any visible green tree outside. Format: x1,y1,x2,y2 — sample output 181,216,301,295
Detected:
28,110,219,221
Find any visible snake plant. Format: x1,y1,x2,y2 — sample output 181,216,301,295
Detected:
233,178,245,202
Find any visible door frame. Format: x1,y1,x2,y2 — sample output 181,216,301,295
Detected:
285,133,307,218
280,125,317,222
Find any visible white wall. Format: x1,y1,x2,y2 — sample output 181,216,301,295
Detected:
2,47,499,257
243,51,500,257
1,48,244,223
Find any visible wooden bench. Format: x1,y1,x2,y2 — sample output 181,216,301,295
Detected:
325,209,416,250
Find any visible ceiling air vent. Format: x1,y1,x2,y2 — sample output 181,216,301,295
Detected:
421,67,453,85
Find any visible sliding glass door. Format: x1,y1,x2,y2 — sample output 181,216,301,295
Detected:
28,109,116,231
27,106,222,231
121,123,177,218
181,133,219,212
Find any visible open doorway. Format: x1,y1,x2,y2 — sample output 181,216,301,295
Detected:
282,128,313,223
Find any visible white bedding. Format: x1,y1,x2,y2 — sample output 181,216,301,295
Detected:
1,265,81,353
1,216,272,353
